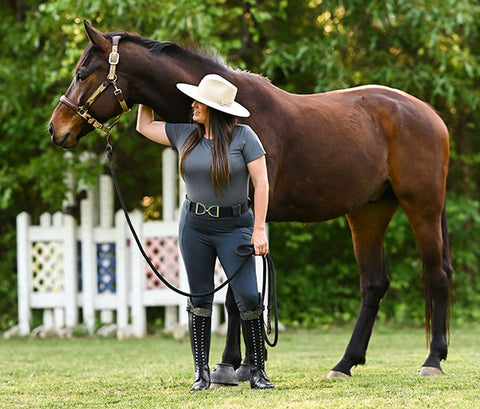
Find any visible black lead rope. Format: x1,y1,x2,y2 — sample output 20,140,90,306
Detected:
106,139,278,343
262,254,279,347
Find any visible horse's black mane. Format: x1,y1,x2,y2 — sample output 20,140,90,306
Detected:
106,31,229,72
78,30,271,86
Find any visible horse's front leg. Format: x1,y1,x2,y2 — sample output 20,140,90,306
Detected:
210,285,243,386
221,285,243,367
328,295,386,377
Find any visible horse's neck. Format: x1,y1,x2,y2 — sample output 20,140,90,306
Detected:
124,41,282,123
126,44,231,122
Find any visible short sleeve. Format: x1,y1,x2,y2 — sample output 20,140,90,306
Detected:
165,123,196,151
240,125,266,163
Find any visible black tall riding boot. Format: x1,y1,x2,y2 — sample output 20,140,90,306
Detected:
242,310,274,389
188,307,212,391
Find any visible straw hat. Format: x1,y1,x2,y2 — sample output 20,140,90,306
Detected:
176,74,250,118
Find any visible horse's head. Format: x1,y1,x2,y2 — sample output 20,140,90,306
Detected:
49,20,131,148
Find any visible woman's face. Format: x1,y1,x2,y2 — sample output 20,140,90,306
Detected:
192,100,209,125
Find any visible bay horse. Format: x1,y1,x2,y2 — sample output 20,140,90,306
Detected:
49,20,452,378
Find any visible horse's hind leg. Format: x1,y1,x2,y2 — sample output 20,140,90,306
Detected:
400,202,452,375
328,191,399,378
378,97,451,375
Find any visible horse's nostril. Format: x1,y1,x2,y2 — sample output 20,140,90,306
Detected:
48,123,55,137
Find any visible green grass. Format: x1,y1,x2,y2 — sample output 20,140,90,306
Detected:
1,324,479,408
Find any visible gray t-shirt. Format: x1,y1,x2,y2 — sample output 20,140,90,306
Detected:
165,123,266,206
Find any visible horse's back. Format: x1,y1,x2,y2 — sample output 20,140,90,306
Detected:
288,84,449,178
301,85,447,138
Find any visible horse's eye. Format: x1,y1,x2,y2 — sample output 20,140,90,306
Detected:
76,70,88,82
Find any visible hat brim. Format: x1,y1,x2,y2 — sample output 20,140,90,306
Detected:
176,83,250,118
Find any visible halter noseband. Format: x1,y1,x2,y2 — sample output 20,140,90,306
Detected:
60,35,130,136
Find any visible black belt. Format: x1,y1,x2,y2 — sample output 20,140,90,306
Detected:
186,198,249,218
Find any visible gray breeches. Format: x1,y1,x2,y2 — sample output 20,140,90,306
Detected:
179,201,260,315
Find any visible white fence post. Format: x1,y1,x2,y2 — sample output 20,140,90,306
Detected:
115,209,129,337
16,212,31,336
162,148,176,221
80,184,97,335
63,211,78,328
61,163,78,330
52,212,65,329
130,209,146,337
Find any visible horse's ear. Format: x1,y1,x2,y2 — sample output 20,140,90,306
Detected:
83,19,109,49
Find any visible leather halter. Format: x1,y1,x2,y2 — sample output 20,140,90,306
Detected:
60,35,130,136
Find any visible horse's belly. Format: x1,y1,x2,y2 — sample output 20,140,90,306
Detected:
267,173,388,223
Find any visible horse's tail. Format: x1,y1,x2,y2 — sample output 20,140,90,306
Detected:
441,205,454,282
425,204,453,346
441,205,454,344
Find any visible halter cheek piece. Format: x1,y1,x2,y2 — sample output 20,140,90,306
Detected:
59,35,130,136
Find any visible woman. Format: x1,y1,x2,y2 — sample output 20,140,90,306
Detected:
136,74,273,390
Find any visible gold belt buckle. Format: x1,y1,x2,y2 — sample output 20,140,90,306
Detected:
195,202,219,217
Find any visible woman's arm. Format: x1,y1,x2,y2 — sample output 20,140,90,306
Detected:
136,105,171,146
247,155,269,256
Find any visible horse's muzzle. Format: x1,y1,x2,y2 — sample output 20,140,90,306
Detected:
49,123,71,148
48,123,55,139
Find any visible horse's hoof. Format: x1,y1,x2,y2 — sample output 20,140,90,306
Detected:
210,382,231,388
210,363,238,386
327,370,350,379
419,366,443,376
235,363,251,382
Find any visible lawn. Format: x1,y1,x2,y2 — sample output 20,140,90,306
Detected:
0,323,479,408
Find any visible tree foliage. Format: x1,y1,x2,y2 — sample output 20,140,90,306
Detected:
1,0,480,329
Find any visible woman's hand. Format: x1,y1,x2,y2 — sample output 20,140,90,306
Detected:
251,228,269,256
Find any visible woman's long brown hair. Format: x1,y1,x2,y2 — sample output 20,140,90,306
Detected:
179,107,237,196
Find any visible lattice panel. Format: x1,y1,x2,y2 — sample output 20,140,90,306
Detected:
31,241,64,293
97,243,116,293
145,236,179,289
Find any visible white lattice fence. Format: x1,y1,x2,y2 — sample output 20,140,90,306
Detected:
13,178,230,338
16,211,77,336
12,149,261,339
